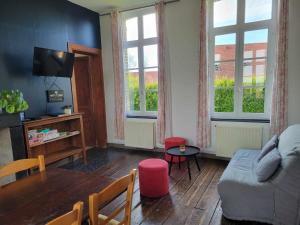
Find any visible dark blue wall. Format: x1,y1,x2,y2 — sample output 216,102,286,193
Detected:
0,0,101,117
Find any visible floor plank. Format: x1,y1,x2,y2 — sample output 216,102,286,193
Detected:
64,148,269,225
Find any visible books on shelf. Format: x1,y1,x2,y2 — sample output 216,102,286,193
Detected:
28,129,80,146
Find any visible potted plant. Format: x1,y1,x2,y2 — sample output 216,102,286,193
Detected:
0,89,29,114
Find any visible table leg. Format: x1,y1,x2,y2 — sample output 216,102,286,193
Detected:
187,158,191,180
178,156,181,169
169,156,173,176
194,155,200,171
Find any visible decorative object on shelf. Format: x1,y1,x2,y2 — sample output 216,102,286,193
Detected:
62,105,72,115
179,144,186,153
0,89,29,114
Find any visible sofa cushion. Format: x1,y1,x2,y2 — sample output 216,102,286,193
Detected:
278,124,300,157
257,135,278,162
255,148,281,182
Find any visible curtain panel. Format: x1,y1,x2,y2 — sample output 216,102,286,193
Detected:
270,0,289,135
111,10,125,140
197,0,211,149
155,1,168,145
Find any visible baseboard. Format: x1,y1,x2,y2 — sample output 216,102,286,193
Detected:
107,143,229,161
107,143,164,152
200,152,230,161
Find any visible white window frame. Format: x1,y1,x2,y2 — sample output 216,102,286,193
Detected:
208,0,278,120
122,7,158,117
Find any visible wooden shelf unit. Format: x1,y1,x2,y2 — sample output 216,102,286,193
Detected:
23,113,87,165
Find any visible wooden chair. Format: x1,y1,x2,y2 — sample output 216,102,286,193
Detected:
46,201,83,225
89,169,137,225
0,155,45,179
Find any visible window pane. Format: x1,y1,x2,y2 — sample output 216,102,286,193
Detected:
214,61,235,112
243,87,265,113
243,59,266,86
144,45,158,67
245,0,272,23
215,33,236,61
214,0,237,28
214,61,235,87
127,70,140,111
126,17,138,41
244,51,253,59
126,47,138,69
256,49,267,58
143,13,157,39
244,29,268,58
144,68,158,111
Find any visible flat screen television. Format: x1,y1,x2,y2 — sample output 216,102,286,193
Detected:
32,47,75,77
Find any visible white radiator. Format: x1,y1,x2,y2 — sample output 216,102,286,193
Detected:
215,123,263,158
124,119,155,149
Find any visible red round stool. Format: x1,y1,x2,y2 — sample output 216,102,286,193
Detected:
165,137,186,163
138,159,169,198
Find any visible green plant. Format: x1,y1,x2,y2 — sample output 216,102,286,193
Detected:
0,90,29,114
214,76,265,113
126,74,265,114
127,74,158,111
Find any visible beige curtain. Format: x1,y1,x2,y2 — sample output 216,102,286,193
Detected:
197,0,211,149
155,1,169,145
270,0,289,135
111,10,125,140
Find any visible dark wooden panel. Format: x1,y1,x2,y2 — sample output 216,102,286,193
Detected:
68,44,107,148
73,57,96,147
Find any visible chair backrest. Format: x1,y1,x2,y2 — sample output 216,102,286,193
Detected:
89,169,137,225
46,201,83,225
0,155,45,179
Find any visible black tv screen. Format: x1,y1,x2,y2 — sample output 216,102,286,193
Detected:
33,47,75,77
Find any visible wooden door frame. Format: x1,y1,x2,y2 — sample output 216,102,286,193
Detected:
68,43,107,148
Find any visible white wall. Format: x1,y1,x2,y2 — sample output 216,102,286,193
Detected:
287,0,300,125
100,0,300,147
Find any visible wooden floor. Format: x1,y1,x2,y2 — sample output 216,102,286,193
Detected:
79,149,268,225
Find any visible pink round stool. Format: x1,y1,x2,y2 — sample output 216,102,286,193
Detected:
165,137,187,163
138,159,169,198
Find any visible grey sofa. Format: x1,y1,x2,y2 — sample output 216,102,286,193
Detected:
218,124,300,225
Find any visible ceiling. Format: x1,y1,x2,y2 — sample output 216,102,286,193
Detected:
68,0,157,13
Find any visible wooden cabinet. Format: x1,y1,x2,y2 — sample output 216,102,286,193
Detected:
23,113,86,165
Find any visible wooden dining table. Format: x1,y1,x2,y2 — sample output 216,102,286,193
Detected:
0,168,115,225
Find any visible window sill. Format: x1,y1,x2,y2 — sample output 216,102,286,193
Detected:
126,115,157,119
211,118,270,123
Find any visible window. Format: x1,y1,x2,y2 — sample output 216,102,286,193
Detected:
122,8,158,116
209,0,277,119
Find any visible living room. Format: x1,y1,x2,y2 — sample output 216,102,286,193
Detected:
0,0,299,225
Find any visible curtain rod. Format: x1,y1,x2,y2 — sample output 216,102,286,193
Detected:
99,0,180,16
